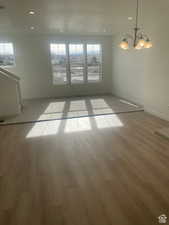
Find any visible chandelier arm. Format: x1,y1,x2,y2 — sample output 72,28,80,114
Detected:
136,32,150,41
141,33,150,40
124,34,134,40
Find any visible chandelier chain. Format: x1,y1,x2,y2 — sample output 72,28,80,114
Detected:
119,0,152,50
136,0,139,29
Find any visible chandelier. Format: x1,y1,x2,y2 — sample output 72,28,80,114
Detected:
119,0,152,50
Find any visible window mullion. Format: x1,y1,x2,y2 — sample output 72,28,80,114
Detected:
99,45,103,82
66,43,71,85
84,44,88,84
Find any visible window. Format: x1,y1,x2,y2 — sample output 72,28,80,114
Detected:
50,44,67,85
50,43,102,85
0,43,15,67
87,44,102,82
69,44,84,84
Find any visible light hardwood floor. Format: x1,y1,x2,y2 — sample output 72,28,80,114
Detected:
0,111,169,225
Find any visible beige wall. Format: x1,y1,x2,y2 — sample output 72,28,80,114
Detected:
0,34,112,100
143,28,169,121
112,25,169,121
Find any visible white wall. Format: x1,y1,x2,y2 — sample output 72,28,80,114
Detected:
0,34,112,100
112,27,169,121
112,36,145,106
0,75,21,119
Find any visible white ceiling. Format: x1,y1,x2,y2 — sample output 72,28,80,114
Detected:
0,0,168,35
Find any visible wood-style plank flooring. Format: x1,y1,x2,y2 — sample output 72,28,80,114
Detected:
0,111,169,225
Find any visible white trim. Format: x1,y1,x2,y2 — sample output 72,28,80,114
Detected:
84,44,88,84
145,107,169,122
0,67,20,81
66,43,71,85
50,42,103,86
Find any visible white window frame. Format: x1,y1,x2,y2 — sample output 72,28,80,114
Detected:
0,42,15,68
50,43,68,85
50,42,102,86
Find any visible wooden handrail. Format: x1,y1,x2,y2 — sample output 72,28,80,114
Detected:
0,67,20,82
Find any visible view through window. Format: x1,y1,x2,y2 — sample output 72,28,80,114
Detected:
50,43,102,85
50,44,67,85
87,44,102,82
69,44,84,84
0,43,15,67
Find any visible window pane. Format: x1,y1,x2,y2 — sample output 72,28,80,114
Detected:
50,44,67,85
87,44,102,82
0,43,15,66
69,44,84,84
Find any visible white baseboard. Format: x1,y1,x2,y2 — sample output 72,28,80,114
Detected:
112,93,143,108
145,107,169,122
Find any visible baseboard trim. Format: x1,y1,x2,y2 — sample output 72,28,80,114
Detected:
23,93,113,101
145,107,169,122
111,94,143,108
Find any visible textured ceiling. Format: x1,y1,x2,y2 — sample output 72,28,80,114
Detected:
0,0,168,35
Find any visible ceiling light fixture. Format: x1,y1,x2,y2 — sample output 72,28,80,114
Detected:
29,10,35,15
128,17,133,20
119,0,152,50
30,26,35,30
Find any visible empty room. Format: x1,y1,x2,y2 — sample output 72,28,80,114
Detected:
0,0,169,224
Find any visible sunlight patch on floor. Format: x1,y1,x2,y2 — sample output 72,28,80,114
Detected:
93,108,114,114
64,117,91,133
38,113,63,120
26,114,124,138
44,101,65,114
95,114,123,129
26,120,61,138
90,98,109,109
69,100,87,111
